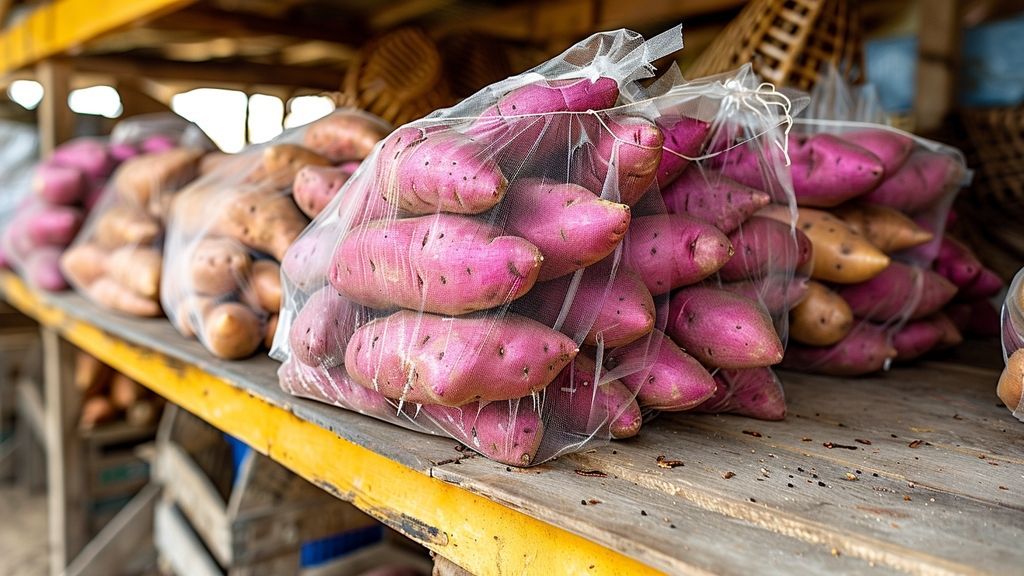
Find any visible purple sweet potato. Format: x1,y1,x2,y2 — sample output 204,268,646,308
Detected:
661,169,771,233
862,150,964,214
572,115,663,206
33,163,86,205
958,267,1003,301
25,248,67,291
330,213,542,315
838,261,957,322
782,325,896,376
345,310,578,406
841,128,915,175
694,367,786,421
51,139,115,180
483,77,619,118
656,116,711,186
716,133,884,207
26,205,83,247
520,268,655,348
624,214,733,296
142,134,177,154
666,287,784,369
718,217,812,281
549,355,642,439
893,316,951,361
934,235,982,288
719,276,809,316
931,313,964,348
109,143,139,163
424,399,545,467
374,126,507,215
289,286,364,369
292,164,357,219
605,330,716,411
503,178,630,281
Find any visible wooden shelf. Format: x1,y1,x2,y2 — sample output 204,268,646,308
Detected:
1,269,1020,575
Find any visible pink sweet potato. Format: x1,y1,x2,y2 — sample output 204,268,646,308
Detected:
838,262,957,322
51,139,115,180
549,355,642,439
330,213,542,315
345,310,578,406
719,276,809,316
25,248,67,291
624,214,733,296
841,128,915,175
605,330,716,411
667,287,784,369
572,115,664,206
862,150,963,214
656,116,711,186
26,205,83,247
718,217,812,281
303,113,389,163
694,367,786,421
375,126,507,215
289,286,363,369
480,77,619,119
424,399,545,467
716,133,884,207
503,178,630,281
661,169,771,233
279,359,397,417
782,325,896,376
281,227,335,291
934,235,982,288
958,267,1003,301
293,164,356,219
33,163,86,205
520,268,655,347
109,143,139,163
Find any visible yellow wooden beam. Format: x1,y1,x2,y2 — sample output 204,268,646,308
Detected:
0,272,660,576
0,0,198,75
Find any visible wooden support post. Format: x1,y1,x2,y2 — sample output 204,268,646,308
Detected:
42,329,85,576
913,0,962,134
36,59,74,156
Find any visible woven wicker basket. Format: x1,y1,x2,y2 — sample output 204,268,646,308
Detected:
342,27,454,127
688,0,864,91
955,106,1024,280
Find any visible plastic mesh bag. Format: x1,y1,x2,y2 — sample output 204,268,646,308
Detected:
777,68,978,375
161,109,390,360
61,115,214,316
0,120,40,270
999,268,1024,421
272,27,804,467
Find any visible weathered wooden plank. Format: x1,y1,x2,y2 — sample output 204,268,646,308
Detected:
65,483,159,576
155,500,223,576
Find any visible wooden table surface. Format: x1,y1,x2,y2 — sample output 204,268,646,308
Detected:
2,271,1021,576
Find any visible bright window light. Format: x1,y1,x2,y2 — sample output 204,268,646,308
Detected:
68,85,122,118
172,88,248,153
8,80,43,110
248,94,284,144
284,95,335,129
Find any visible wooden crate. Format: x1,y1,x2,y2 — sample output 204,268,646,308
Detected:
154,406,380,575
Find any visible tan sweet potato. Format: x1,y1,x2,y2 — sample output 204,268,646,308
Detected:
74,353,111,396
172,295,216,339
189,237,252,296
264,313,278,349
108,246,162,299
109,373,143,410
253,143,331,189
789,281,853,346
199,152,234,175
61,243,108,288
760,205,889,284
201,302,264,360
80,396,117,430
303,112,389,162
86,278,162,317
251,260,281,313
113,147,204,218
93,203,161,249
834,204,933,253
211,184,309,261
998,349,1024,416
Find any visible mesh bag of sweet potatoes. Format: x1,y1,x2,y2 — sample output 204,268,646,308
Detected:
771,69,987,377
270,27,810,467
998,270,1024,421
161,109,391,360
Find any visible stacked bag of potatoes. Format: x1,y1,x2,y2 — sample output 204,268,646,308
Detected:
998,269,1024,422
0,115,210,292
162,109,390,360
271,27,806,468
61,115,214,316
736,71,990,376
75,352,164,430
